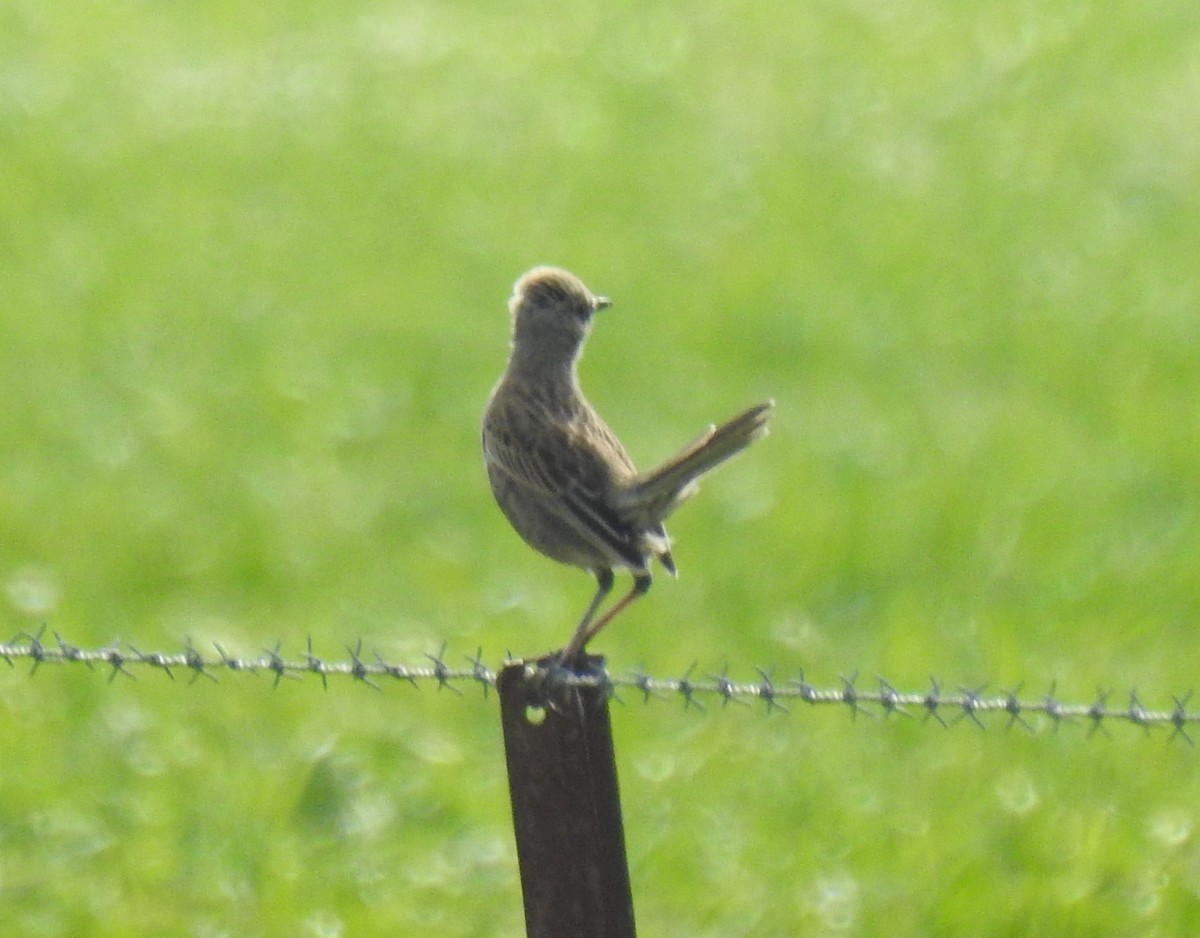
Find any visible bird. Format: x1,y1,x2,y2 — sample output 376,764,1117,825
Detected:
482,266,773,665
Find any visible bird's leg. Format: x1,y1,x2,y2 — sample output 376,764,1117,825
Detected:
578,573,652,649
559,568,615,665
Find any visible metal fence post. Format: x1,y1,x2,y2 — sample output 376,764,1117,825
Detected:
498,656,636,938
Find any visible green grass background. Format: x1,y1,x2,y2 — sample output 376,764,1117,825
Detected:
3,2,1200,935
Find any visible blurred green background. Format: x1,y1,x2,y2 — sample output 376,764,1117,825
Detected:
3,1,1199,935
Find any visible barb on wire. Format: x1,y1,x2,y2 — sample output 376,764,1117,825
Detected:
1003,683,1032,732
0,631,1196,740
955,684,988,730
877,677,909,720
185,638,217,684
305,635,329,689
426,641,463,696
676,662,706,712
709,664,747,709
755,667,786,714
466,648,493,698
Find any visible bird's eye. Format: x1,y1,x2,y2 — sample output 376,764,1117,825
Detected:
531,282,592,320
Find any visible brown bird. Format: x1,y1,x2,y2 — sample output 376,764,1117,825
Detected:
482,266,773,664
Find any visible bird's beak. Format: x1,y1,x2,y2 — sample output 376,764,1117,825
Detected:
592,295,611,312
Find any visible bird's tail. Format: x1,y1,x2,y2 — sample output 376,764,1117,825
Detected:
618,400,774,524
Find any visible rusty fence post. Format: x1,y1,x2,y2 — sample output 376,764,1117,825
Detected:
497,655,636,938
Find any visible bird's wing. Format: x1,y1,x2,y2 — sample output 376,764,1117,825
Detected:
483,388,648,570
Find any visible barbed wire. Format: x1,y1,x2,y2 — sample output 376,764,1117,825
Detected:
0,627,1193,742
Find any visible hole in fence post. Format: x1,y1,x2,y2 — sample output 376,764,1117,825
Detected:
498,655,636,938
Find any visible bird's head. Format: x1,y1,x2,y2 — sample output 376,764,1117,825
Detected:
508,267,610,360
